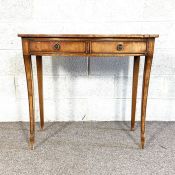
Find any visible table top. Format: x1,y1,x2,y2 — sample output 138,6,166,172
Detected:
18,34,159,38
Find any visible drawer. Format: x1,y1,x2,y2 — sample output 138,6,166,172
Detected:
91,41,147,54
30,41,86,53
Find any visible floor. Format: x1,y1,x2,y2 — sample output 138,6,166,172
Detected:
0,121,175,175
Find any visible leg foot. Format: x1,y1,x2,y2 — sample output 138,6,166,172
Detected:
29,134,35,150
30,143,34,150
141,136,145,149
40,125,44,131
131,127,135,131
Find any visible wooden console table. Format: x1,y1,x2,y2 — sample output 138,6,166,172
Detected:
18,34,159,149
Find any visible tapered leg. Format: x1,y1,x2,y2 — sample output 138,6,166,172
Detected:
131,56,140,131
36,56,44,129
141,55,153,149
23,55,35,150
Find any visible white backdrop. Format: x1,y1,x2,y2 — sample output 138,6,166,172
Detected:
0,0,175,121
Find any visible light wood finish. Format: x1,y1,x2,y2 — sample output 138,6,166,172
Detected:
141,39,155,149
18,34,159,38
18,34,158,149
36,56,44,129
131,56,140,131
23,55,35,150
30,41,86,53
91,41,146,54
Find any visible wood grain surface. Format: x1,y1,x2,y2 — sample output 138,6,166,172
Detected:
19,34,158,149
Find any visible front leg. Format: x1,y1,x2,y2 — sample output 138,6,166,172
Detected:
23,55,35,150
140,39,155,149
141,55,153,149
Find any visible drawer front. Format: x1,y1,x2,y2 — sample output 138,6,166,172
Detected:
91,41,147,54
30,41,86,53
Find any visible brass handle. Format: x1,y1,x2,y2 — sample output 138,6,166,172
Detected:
54,43,60,50
116,44,124,51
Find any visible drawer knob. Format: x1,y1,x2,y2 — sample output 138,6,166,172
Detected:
116,44,124,51
54,43,60,50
